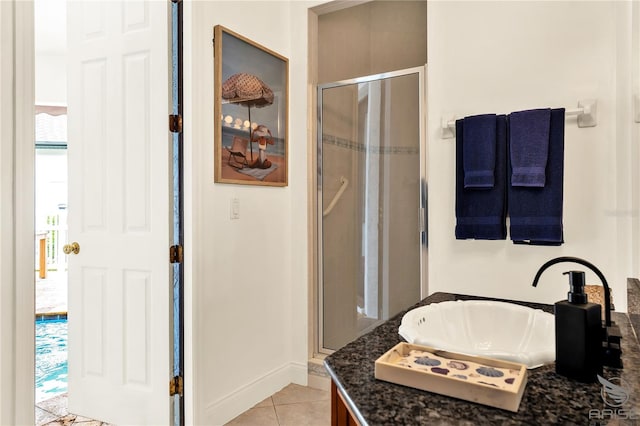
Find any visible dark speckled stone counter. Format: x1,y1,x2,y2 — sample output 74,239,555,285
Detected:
628,279,640,342
325,292,640,425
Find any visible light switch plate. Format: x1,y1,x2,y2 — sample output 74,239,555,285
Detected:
230,198,240,220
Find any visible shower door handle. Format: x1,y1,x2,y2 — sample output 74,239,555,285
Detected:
420,207,428,247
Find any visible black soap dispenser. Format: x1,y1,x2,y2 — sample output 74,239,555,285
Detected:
554,271,602,382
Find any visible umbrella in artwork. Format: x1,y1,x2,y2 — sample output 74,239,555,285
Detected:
221,73,274,163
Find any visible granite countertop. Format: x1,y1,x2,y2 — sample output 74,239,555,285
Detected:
324,292,640,425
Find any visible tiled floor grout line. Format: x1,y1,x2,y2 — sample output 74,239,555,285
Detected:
36,406,58,417
272,401,282,426
274,401,324,406
35,405,66,425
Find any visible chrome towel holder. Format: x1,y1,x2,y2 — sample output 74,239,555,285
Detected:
440,99,598,139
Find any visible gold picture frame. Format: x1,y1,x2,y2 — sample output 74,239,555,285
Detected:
214,25,288,186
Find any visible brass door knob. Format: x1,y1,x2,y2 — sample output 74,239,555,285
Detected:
63,242,80,255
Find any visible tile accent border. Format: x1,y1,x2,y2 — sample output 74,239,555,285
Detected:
323,134,419,155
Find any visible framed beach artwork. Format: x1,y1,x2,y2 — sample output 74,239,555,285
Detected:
214,25,289,186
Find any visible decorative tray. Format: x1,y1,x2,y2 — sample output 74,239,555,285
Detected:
374,342,528,412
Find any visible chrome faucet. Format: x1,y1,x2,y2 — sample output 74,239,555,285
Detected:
532,256,623,369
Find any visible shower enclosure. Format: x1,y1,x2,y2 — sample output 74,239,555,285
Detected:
317,66,427,352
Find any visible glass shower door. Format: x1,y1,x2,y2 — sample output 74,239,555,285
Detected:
318,67,426,352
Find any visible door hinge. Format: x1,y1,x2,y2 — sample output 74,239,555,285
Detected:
170,375,184,396
169,114,183,133
170,245,183,264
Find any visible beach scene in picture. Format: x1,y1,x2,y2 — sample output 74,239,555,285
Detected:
215,26,288,186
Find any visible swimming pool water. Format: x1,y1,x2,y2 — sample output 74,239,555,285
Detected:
35,319,68,402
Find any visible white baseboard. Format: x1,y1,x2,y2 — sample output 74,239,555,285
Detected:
289,361,309,385
203,361,307,425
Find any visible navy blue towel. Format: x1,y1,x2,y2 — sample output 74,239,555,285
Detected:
455,115,507,240
509,108,551,187
463,114,497,188
508,108,565,245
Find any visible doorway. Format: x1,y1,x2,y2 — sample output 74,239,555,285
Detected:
311,0,428,356
31,0,178,424
317,67,427,353
33,0,73,421
34,106,70,418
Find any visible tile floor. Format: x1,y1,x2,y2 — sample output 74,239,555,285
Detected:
225,383,330,426
36,393,112,426
35,383,329,426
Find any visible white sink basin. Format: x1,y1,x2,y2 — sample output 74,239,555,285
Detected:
398,300,555,369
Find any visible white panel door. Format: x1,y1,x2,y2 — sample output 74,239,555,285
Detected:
66,1,170,424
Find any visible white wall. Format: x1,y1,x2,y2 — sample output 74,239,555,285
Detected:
34,0,66,105
35,54,66,105
427,2,636,312
0,1,35,425
0,3,16,423
185,1,323,424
